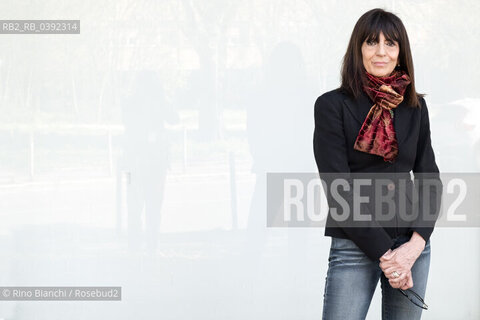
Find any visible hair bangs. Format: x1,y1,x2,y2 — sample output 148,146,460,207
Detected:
364,15,401,43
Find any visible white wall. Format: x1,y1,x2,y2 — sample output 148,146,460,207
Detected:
0,0,478,319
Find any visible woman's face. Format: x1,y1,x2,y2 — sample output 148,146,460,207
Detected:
361,31,399,77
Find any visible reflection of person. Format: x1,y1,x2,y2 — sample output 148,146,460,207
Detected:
313,9,442,319
242,42,315,315
121,70,177,253
247,42,314,230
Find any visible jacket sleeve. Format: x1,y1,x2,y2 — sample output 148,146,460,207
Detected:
313,94,394,260
410,98,443,242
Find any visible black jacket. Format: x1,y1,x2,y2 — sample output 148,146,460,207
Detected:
313,88,442,261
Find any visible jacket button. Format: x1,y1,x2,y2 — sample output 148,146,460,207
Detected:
387,183,395,191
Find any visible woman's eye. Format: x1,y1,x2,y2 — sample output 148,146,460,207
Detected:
386,41,396,47
366,40,376,46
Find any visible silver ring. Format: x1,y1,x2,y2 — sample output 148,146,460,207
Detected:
392,271,400,278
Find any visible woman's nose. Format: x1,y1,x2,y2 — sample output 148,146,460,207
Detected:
376,44,386,55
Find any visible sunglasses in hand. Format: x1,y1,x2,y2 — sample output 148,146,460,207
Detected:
398,288,428,310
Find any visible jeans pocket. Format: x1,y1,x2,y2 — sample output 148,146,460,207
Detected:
329,237,368,267
330,237,358,250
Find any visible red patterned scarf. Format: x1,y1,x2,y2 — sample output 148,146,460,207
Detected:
353,70,411,162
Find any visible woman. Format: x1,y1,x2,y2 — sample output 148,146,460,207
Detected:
313,9,442,320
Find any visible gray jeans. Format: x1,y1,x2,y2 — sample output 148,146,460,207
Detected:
322,235,431,320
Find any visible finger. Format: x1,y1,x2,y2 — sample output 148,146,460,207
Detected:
380,249,394,261
389,279,402,289
407,275,414,289
379,261,395,271
383,266,399,277
388,272,408,283
399,273,413,290
384,268,408,279
389,277,406,288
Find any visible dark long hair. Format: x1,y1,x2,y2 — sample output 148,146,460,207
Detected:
341,8,423,107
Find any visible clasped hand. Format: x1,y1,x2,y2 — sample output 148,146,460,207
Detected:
379,234,425,290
